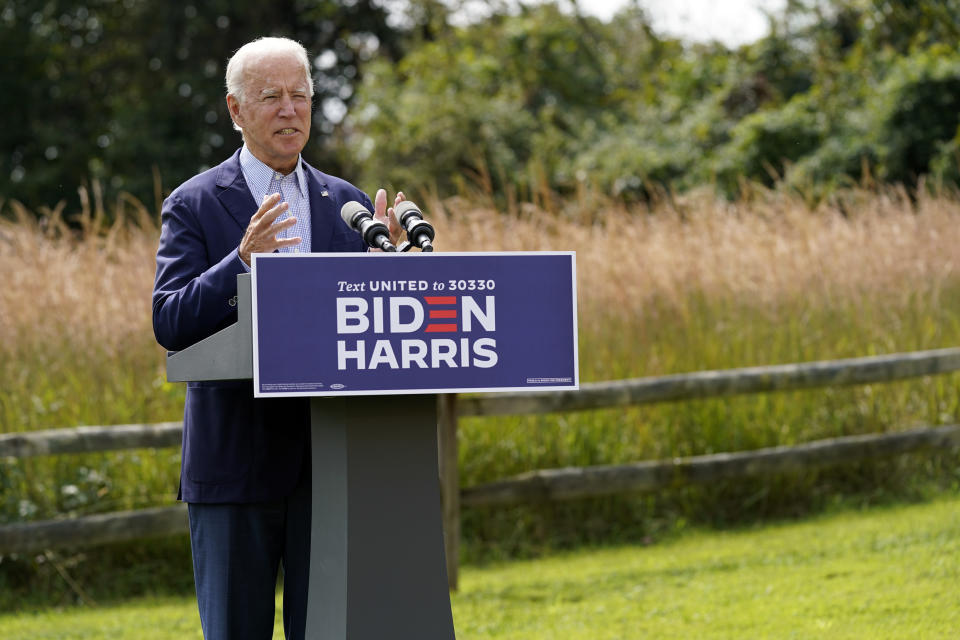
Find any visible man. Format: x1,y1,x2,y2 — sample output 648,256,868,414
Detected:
152,36,403,640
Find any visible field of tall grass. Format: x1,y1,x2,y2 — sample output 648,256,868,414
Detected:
2,182,960,603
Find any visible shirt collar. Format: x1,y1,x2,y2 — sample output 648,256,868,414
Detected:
239,145,308,202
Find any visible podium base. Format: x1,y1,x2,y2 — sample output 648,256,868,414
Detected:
306,394,456,640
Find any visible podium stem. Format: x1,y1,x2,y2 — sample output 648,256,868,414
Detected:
437,394,460,591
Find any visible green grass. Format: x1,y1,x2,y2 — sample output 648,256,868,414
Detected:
0,598,206,639
2,495,958,639
456,495,960,639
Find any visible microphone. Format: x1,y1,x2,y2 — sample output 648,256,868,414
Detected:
340,201,397,252
394,201,436,252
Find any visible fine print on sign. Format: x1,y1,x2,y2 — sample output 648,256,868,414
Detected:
251,252,578,397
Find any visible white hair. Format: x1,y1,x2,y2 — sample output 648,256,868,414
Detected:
225,36,314,105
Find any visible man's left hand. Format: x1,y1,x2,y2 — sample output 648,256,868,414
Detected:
374,189,405,247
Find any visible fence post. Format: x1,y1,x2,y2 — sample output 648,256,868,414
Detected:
437,393,460,591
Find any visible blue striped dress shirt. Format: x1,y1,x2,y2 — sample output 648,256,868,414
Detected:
238,145,312,259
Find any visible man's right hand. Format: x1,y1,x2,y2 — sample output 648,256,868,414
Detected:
238,193,301,266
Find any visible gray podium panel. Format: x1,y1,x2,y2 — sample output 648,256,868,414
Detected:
166,274,253,382
307,394,455,640
166,274,457,639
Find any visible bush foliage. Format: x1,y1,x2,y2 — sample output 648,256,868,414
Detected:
343,0,960,202
5,1,960,210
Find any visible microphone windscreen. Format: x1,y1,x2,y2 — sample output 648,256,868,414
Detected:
340,201,370,226
395,200,422,223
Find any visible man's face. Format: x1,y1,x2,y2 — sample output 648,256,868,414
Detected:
227,53,311,174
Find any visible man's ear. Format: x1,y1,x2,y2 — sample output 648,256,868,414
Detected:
226,94,244,129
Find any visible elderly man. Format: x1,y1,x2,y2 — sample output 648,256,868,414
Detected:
152,37,402,640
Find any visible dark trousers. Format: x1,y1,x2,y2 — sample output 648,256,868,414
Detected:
187,470,311,640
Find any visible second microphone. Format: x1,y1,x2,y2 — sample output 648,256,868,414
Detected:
340,201,397,252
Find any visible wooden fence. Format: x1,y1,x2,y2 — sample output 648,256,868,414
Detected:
3,347,960,590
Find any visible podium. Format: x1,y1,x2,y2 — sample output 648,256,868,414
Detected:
168,274,456,639
167,252,578,640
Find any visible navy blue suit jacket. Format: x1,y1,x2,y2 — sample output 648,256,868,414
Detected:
152,149,369,503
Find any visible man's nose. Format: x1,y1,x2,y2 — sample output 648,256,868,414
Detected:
278,94,295,115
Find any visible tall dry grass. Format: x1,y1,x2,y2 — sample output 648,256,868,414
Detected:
2,182,960,559
427,184,960,387
431,184,960,329
0,187,170,433
427,184,960,557
0,188,178,533
3,183,958,426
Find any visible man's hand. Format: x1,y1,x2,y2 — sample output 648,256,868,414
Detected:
374,189,405,248
239,193,301,266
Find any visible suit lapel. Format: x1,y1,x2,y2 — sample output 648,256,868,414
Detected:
306,164,337,252
214,152,343,250
215,150,258,232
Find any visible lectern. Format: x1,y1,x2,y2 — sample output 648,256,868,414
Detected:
167,252,578,640
168,273,454,639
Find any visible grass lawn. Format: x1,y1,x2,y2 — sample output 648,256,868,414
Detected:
456,495,960,639
2,494,958,639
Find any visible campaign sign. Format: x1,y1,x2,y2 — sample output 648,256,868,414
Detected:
251,252,578,397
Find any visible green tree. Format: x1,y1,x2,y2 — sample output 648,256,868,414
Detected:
344,2,669,201
0,0,401,214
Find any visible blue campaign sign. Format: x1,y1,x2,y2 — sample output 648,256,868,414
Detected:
251,252,578,397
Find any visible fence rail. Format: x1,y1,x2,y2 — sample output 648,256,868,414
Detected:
0,506,187,556
0,422,183,459
6,348,960,460
3,347,960,587
461,424,960,506
457,347,960,417
3,424,959,556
